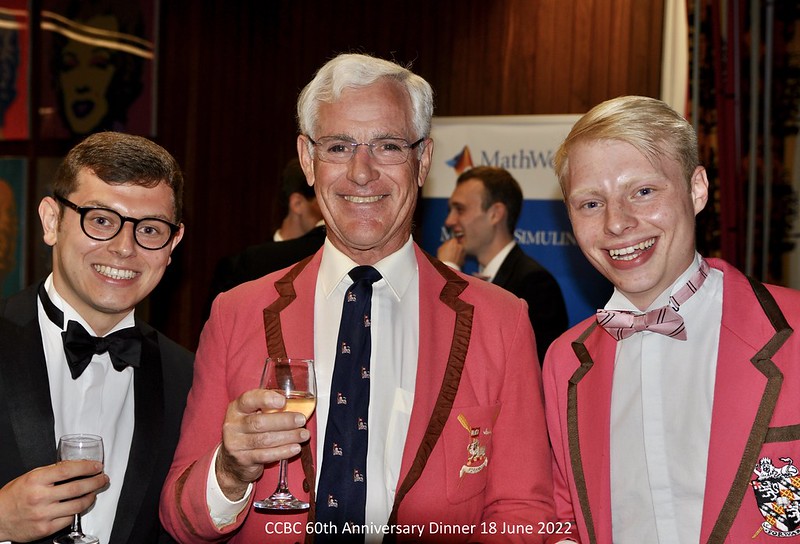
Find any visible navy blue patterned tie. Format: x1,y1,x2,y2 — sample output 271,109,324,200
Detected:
316,266,381,542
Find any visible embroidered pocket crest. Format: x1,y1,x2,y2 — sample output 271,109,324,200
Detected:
751,456,800,537
457,413,488,478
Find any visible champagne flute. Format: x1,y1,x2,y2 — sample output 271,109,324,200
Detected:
253,358,316,511
53,434,104,544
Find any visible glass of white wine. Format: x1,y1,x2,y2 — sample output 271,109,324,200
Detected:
253,358,316,511
53,434,104,544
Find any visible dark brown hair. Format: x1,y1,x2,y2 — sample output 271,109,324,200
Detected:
53,131,184,221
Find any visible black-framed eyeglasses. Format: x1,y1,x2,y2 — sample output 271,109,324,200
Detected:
55,195,180,250
307,136,425,165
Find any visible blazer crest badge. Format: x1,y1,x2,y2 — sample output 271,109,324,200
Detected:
457,413,488,478
751,456,800,537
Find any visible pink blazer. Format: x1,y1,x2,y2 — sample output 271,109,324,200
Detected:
161,244,556,543
543,258,800,543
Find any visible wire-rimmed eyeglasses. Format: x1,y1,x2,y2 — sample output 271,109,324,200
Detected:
55,195,180,250
307,136,425,165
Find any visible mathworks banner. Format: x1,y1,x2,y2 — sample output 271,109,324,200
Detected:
418,115,611,326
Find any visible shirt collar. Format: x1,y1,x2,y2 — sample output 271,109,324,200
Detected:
318,236,417,301
479,240,516,282
605,252,703,312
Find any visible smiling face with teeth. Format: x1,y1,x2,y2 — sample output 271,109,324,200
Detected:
39,168,184,335
564,139,708,310
298,79,432,264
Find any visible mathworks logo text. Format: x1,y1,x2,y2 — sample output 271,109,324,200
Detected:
446,146,555,174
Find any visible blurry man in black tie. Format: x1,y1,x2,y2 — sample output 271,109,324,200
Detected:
0,132,193,544
205,158,326,313
437,166,568,361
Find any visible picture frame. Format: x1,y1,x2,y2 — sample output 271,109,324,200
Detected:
0,1,30,141
0,157,26,296
38,0,158,139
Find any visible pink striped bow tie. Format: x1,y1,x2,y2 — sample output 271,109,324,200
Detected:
596,258,710,341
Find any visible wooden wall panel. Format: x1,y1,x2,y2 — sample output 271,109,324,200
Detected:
148,0,665,347
569,0,595,112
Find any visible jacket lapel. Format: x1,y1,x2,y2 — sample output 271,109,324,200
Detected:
568,322,616,544
261,255,318,543
387,247,473,535
491,244,519,288
108,324,164,544
700,262,791,544
263,254,316,360
1,285,57,471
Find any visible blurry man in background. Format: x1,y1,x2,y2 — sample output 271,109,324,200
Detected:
438,166,568,361
206,158,325,311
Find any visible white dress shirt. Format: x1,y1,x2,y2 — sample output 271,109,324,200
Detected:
38,274,136,544
207,238,420,540
609,253,723,543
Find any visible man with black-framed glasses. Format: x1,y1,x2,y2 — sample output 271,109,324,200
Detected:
54,194,182,251
0,131,193,544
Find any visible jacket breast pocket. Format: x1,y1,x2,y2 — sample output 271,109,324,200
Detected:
441,404,500,504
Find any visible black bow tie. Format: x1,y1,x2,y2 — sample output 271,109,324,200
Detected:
62,321,143,379
38,282,143,380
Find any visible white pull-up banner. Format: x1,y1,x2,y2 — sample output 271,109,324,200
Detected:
419,115,611,326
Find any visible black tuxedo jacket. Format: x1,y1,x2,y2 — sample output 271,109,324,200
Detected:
492,244,568,362
205,224,326,316
0,284,193,544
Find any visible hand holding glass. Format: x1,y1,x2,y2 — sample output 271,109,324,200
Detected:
253,358,316,511
53,434,104,544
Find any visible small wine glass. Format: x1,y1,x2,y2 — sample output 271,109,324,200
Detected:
253,358,316,511
53,434,104,544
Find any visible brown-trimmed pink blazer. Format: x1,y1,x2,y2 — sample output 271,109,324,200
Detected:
543,258,800,543
160,244,556,543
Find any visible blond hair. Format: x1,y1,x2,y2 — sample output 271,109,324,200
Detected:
554,96,698,195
